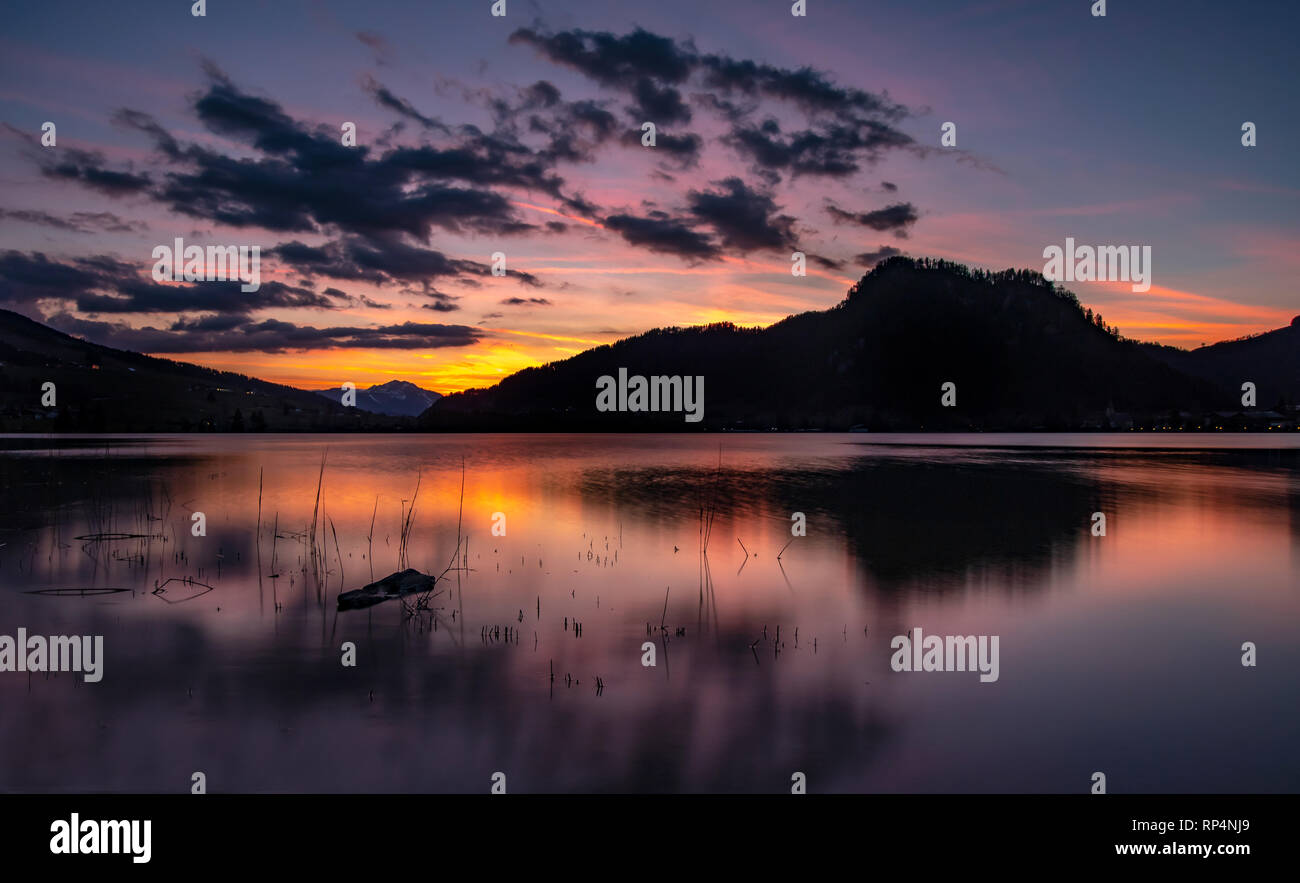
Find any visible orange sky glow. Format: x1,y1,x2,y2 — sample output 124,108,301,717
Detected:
178,280,1296,394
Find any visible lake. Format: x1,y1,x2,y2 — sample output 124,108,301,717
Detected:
1,433,1297,793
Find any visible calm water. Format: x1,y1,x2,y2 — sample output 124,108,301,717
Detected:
1,433,1298,793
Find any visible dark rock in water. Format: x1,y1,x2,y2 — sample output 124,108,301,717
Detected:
337,568,435,610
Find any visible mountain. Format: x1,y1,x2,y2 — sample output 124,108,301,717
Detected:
1142,317,1300,409
0,308,409,432
422,257,1263,431
313,380,441,417
2,258,1292,434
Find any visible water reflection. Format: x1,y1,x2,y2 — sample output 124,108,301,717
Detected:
0,434,1297,792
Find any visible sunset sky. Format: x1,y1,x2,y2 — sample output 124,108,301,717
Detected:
1,0,1296,393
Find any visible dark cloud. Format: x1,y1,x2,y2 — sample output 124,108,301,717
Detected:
691,92,757,123
74,280,335,315
58,71,585,249
170,313,245,333
355,294,393,310
192,63,351,162
725,118,913,179
881,181,898,192
521,80,562,108
7,36,937,316
655,131,703,165
827,202,919,237
361,75,447,131
809,254,846,271
697,56,907,120
382,148,562,221
45,312,483,354
509,28,697,89
559,100,620,138
686,177,797,252
0,250,340,315
112,109,182,159
508,26,906,129
855,245,904,267
401,280,463,313
500,296,553,306
486,81,621,167
157,130,536,237
601,176,804,264
0,250,110,304
0,208,146,234
627,78,692,125
372,77,616,198
603,212,719,261
273,236,539,289
273,237,474,285
617,130,703,167
422,301,460,313
38,146,152,195
510,26,915,178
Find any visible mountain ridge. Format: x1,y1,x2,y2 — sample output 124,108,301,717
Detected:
1,257,1294,432
314,380,442,417
422,257,1291,431
0,308,406,432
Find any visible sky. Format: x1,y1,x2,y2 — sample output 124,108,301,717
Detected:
1,0,1296,393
